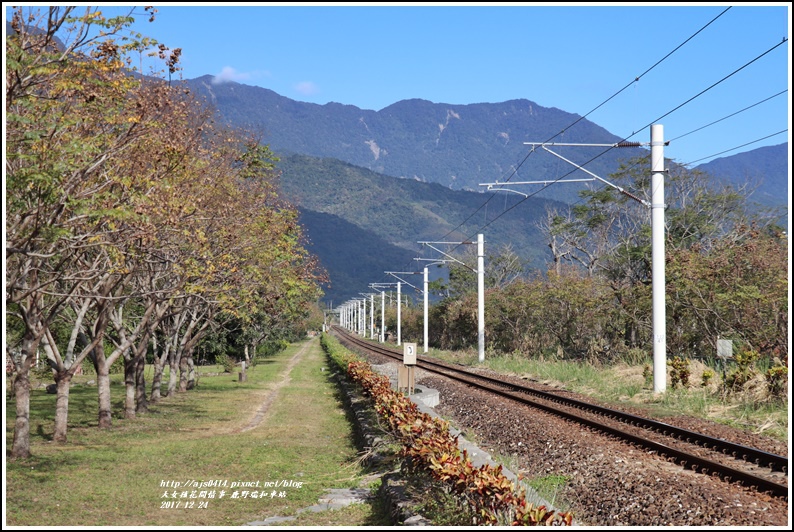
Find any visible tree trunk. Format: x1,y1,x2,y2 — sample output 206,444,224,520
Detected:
96,362,112,429
179,354,189,392
11,332,39,459
151,359,164,403
11,367,32,458
150,335,165,403
135,356,148,413
186,356,196,390
53,371,72,443
124,355,136,419
167,351,179,397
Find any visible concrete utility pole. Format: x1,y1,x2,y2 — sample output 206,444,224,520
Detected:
396,282,401,346
424,267,429,352
414,258,453,353
385,271,423,348
381,290,385,342
370,293,375,339
477,233,485,363
651,124,666,393
359,293,374,339
418,236,486,363
481,130,668,391
370,282,399,343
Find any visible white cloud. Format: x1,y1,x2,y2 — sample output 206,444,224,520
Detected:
294,81,319,96
212,67,251,84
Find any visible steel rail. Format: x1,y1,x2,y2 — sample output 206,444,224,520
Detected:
331,327,788,499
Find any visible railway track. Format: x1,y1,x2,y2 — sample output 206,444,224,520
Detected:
331,326,789,501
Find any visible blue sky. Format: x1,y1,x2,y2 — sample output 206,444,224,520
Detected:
5,3,791,168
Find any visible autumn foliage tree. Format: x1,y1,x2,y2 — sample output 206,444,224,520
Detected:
6,6,326,456
6,6,164,455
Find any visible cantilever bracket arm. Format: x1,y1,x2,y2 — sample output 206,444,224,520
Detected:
384,272,421,292
417,242,476,272
483,185,528,197
539,145,650,207
414,258,455,268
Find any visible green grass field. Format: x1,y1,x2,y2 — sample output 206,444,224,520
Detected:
5,338,390,526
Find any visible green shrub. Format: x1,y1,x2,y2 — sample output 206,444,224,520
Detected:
668,356,690,389
701,368,714,388
724,349,760,392
764,366,787,398
215,353,236,373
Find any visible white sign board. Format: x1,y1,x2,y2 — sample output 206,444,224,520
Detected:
717,338,733,359
403,343,417,365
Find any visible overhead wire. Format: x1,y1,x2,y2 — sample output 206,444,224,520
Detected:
645,38,788,130
564,91,790,213
431,6,736,255
680,129,788,167
668,89,788,144
463,34,789,242
355,6,784,302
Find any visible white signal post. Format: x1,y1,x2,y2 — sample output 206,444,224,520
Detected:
480,127,667,392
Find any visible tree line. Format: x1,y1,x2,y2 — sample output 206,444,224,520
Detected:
6,7,327,458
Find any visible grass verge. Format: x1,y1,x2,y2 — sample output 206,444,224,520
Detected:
424,347,788,442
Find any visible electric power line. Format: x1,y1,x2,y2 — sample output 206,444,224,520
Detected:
374,7,785,290
681,129,788,167
668,89,788,143
434,6,737,251
462,34,789,243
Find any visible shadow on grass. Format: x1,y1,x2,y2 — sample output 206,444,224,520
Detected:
323,356,368,452
362,495,397,526
5,448,84,475
7,382,228,447
35,424,52,442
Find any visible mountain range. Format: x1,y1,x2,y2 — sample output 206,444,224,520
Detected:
278,154,566,306
180,77,788,306
184,75,653,204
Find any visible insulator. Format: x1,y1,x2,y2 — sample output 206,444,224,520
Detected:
616,141,642,148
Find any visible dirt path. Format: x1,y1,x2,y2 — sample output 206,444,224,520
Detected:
234,337,316,433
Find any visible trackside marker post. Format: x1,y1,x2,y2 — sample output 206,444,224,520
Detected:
399,343,417,395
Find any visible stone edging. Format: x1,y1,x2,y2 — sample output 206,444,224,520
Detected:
328,363,432,526
329,351,569,526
